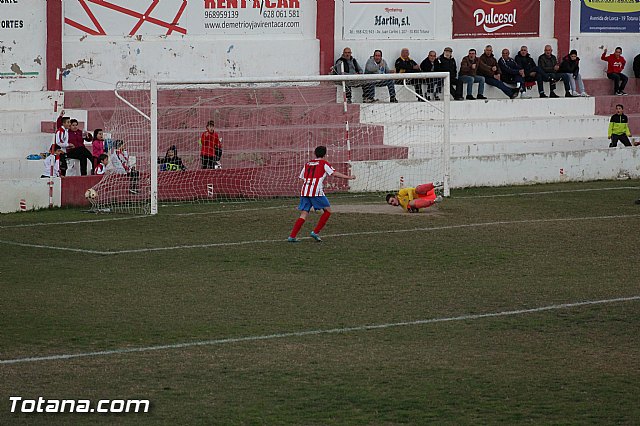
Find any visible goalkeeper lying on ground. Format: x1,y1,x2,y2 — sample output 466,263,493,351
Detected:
386,182,443,213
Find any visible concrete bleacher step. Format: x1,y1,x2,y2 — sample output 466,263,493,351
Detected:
626,114,640,135
153,123,385,151
383,116,609,145
0,91,63,111
0,158,44,180
65,86,340,109
85,104,361,131
360,96,597,123
594,94,640,115
584,78,640,96
0,110,60,133
0,133,54,158
450,137,614,157
213,145,408,167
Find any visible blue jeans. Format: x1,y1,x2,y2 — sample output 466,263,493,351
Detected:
538,70,571,93
459,75,485,96
484,76,514,98
363,80,396,99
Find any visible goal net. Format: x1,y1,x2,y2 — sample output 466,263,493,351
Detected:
89,73,450,214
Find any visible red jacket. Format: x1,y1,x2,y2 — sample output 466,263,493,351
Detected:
200,130,221,157
68,129,86,149
601,52,626,74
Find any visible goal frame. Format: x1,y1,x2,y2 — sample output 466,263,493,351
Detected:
114,72,451,215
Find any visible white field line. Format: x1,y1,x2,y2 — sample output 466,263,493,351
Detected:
167,205,290,217
1,295,638,365
0,215,148,229
0,185,637,230
1,214,639,255
454,186,640,199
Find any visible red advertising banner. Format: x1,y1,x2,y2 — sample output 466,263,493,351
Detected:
452,0,540,39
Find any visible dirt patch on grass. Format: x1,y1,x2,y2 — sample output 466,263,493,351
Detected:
330,203,443,216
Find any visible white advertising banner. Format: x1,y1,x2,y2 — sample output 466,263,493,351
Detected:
343,0,435,40
63,0,303,36
198,0,303,35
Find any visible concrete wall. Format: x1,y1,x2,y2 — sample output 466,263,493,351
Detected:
350,148,640,192
0,178,61,214
0,0,47,92
333,0,558,71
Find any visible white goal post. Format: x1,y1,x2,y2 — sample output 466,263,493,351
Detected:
90,72,450,214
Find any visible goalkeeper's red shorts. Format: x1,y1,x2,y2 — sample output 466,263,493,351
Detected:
412,183,437,209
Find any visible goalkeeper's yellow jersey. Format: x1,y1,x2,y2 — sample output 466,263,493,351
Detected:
396,187,417,211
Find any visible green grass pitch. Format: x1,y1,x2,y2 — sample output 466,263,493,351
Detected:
1,180,639,424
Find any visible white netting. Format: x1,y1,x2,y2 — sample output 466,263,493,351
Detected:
88,74,449,214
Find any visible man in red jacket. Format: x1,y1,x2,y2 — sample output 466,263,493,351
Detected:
601,47,628,96
66,119,94,175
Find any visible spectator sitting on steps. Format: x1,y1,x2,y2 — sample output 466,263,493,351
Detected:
334,47,363,104
458,48,487,100
420,50,442,101
559,49,588,97
477,45,517,99
601,47,628,95
499,48,529,98
538,45,573,98
395,47,424,101
363,49,398,103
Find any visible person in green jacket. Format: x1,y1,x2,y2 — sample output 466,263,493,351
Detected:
608,104,634,147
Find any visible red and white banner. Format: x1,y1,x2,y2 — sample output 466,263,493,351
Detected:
344,0,435,40
452,0,539,39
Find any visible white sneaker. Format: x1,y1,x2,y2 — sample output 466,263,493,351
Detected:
572,91,580,97
434,195,443,203
520,91,531,98
581,92,589,97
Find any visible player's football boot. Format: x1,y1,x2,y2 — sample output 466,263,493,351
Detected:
310,231,323,242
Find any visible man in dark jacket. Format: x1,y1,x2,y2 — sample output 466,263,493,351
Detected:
515,46,552,98
478,45,517,99
633,53,640,78
435,47,463,100
395,47,424,101
420,50,442,100
498,48,529,98
334,47,363,104
538,45,573,98
559,49,587,96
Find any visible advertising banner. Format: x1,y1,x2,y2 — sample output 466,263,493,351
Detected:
64,0,303,36
452,0,540,39
343,0,435,40
580,0,640,33
199,0,303,35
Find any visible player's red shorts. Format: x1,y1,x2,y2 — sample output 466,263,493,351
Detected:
413,183,436,209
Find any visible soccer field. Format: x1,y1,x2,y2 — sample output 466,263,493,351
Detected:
1,180,640,424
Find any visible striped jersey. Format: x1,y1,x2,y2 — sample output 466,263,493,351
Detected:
299,159,334,197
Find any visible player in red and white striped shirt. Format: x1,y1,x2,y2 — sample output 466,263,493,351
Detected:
288,146,355,242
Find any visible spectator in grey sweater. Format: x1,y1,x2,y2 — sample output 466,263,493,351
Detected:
363,50,397,103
